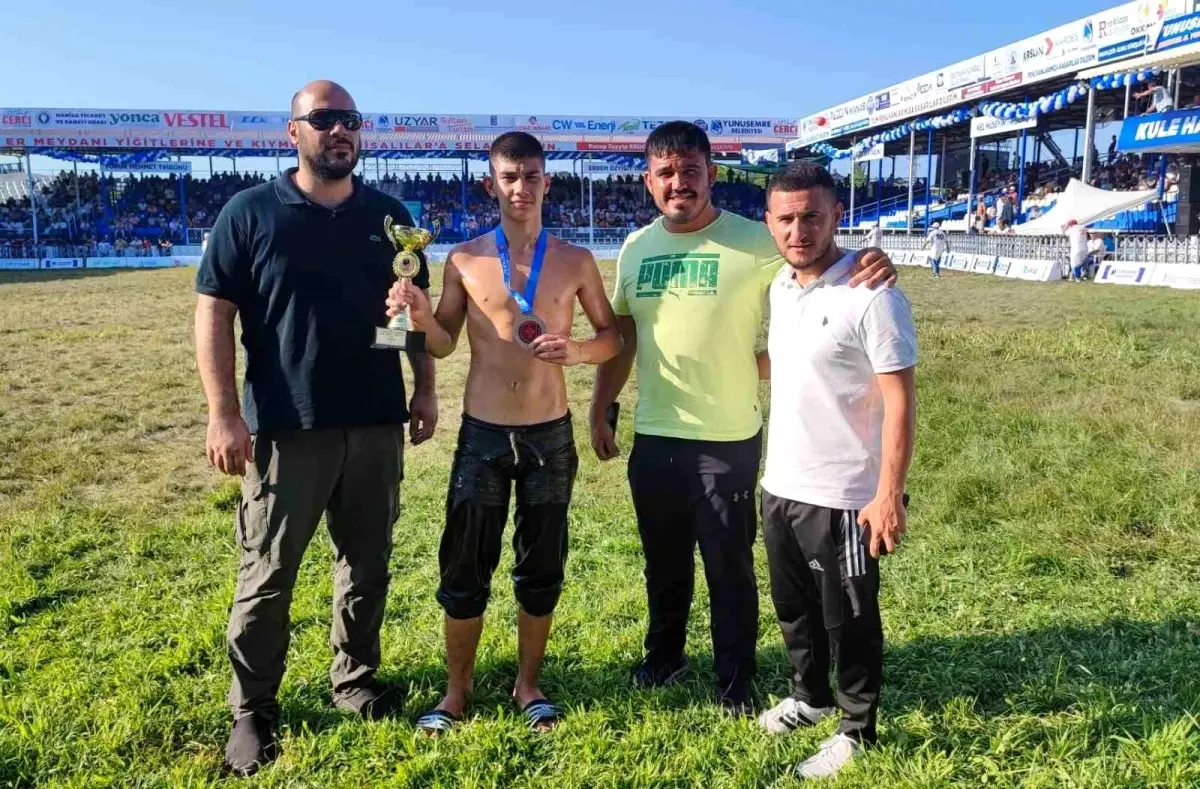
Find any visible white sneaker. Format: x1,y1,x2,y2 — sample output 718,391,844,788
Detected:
795,733,861,780
757,697,837,734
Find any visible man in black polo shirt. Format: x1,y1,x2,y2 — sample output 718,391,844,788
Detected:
195,80,436,777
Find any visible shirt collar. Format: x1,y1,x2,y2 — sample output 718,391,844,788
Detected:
274,166,367,208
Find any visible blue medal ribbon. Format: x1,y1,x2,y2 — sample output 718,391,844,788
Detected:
496,226,547,315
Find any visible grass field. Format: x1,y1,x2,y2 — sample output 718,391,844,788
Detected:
2,262,1199,788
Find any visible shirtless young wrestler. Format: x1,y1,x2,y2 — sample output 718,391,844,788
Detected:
385,131,622,733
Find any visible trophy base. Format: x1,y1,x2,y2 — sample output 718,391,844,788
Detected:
373,326,426,353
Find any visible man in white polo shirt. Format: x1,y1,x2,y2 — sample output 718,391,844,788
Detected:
754,162,918,780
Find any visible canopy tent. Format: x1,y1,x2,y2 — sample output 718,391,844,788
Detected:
1013,178,1159,235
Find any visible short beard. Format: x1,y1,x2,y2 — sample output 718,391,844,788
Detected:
788,238,839,271
304,146,358,181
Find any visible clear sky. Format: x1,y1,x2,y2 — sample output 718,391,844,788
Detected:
3,0,1114,119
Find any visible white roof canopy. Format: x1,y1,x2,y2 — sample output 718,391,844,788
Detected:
1014,178,1159,234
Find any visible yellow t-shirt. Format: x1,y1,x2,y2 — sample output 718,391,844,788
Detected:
612,211,781,441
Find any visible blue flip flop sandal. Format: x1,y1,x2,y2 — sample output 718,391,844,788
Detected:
521,698,562,731
415,708,460,736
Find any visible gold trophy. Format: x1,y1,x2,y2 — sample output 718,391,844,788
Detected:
373,215,440,352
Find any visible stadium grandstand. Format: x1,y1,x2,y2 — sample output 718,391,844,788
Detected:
0,112,798,263
0,165,914,260
7,0,1200,287
788,0,1200,246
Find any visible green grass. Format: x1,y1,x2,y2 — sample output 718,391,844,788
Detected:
1,265,1199,788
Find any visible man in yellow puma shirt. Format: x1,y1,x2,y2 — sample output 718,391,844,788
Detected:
590,121,896,712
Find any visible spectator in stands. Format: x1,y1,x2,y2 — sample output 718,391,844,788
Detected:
1134,80,1174,114
997,193,1015,231
1108,136,1118,162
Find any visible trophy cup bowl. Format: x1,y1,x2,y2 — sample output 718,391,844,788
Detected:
373,216,441,353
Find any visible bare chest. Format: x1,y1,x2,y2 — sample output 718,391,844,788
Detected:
463,259,578,325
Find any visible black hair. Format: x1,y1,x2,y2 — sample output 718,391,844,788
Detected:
489,131,545,167
766,162,838,201
645,121,711,161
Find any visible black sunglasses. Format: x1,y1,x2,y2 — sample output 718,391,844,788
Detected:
291,109,363,132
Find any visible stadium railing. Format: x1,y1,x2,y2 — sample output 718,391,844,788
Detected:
186,225,632,249
1110,234,1200,264
838,232,1070,260
0,244,203,259
837,231,1200,265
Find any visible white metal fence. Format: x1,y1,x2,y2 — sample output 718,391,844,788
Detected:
838,232,1200,265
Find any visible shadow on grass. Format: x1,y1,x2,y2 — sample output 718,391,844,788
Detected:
8,589,84,620
877,617,1200,723
268,616,1199,736
3,589,86,636
0,269,122,285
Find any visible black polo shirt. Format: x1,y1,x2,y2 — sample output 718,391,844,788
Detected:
195,168,431,434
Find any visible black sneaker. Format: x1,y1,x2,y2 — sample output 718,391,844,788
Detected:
632,654,689,689
224,713,278,778
718,680,756,717
332,680,405,721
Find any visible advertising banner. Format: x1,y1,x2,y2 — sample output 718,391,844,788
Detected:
1005,259,1062,281
794,0,1187,145
1094,261,1156,284
855,142,886,162
103,161,192,174
972,254,999,273
0,111,797,143
971,115,1038,139
0,258,40,269
1117,107,1200,153
1152,8,1200,51
41,257,82,269
1149,262,1200,287
82,257,127,269
798,97,871,146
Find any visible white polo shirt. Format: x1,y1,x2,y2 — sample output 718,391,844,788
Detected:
761,252,918,510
